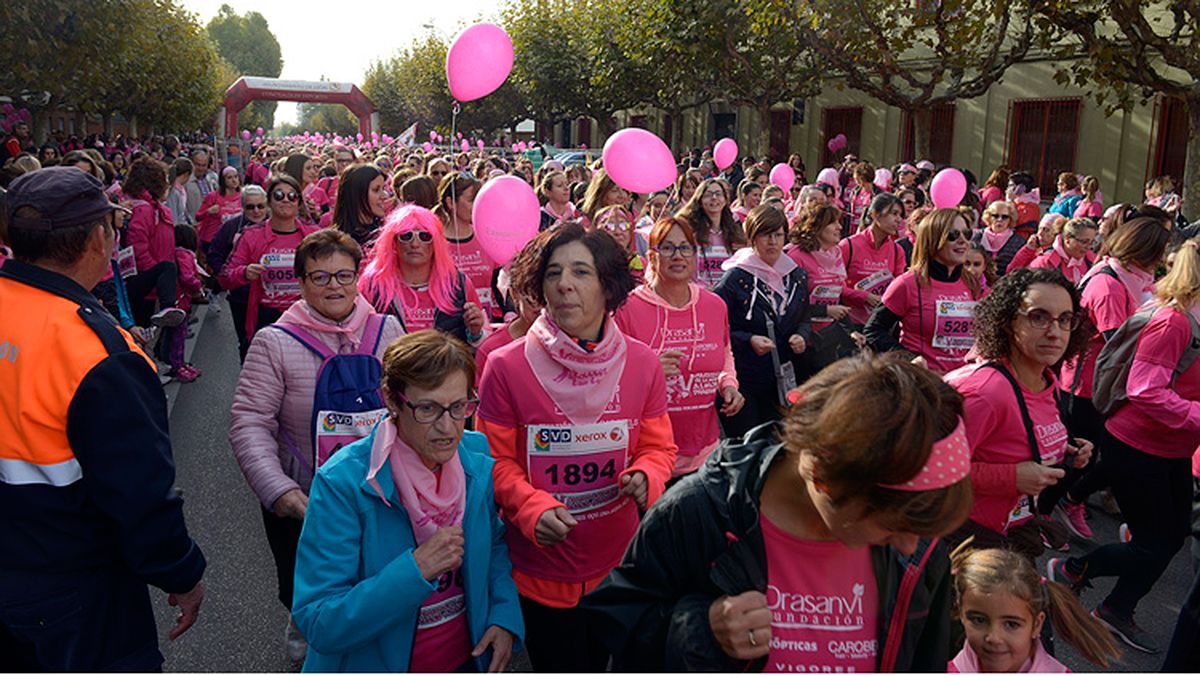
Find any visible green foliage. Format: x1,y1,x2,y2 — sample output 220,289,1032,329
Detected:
297,102,358,135
206,4,283,130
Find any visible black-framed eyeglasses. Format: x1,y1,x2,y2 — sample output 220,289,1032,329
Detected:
304,269,358,287
272,190,299,202
398,230,434,244
1019,309,1081,332
655,242,696,258
398,394,480,424
244,203,267,211
946,229,968,242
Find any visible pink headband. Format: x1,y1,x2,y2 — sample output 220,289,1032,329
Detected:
880,418,970,491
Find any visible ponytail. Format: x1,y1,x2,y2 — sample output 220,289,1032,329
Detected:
1082,175,1099,202
1043,581,1121,667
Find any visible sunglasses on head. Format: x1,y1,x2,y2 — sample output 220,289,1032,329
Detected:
272,190,299,202
398,230,434,243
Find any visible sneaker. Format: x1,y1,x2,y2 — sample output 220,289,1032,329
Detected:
167,364,200,383
150,307,186,328
1099,489,1122,516
1046,557,1089,593
1038,515,1070,552
285,615,307,662
1119,522,1131,543
1093,604,1159,654
1055,500,1094,540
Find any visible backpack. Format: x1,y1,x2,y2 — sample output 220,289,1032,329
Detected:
273,314,389,471
1091,305,1200,416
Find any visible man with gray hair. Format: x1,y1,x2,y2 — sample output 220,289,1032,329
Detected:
184,148,218,223
205,183,268,361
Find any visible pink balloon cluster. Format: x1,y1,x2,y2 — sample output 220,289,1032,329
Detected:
826,134,848,153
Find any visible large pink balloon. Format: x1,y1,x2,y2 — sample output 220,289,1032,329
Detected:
929,168,967,208
461,139,470,152
769,163,795,192
446,23,514,102
602,128,677,193
473,176,540,266
713,138,738,171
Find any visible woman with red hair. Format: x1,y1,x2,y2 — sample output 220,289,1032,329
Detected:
358,204,486,344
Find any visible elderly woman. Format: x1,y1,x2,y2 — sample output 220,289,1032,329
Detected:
231,229,404,662
208,184,269,361
972,200,1025,275
292,331,524,671
477,222,677,672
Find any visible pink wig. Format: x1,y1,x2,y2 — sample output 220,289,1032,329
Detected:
358,204,461,316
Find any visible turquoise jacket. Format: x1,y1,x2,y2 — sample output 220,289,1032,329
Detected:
293,429,524,672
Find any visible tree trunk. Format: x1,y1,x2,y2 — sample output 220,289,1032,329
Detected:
1184,95,1200,223
128,114,140,138
103,112,114,138
74,111,87,137
757,103,772,162
669,108,683,155
33,107,51,145
912,107,933,162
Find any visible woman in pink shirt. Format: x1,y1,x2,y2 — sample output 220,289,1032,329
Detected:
1073,176,1104,220
864,207,984,374
1048,241,1200,654
615,217,744,478
434,172,500,318
838,193,908,325
677,178,747,288
195,167,242,253
788,204,853,329
979,166,1009,211
1028,217,1098,284
943,268,1093,561
842,163,879,235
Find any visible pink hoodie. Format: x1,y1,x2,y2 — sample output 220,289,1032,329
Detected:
949,639,1069,673
125,194,175,272
615,283,738,475
838,229,907,324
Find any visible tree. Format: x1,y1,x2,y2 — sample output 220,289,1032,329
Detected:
297,102,358,136
796,0,1034,161
1036,1,1200,219
206,4,284,131
503,0,591,137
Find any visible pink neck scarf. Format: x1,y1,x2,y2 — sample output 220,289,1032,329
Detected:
1052,236,1087,283
524,310,627,425
722,246,798,300
1109,257,1155,307
811,246,845,277
980,227,1014,254
950,639,1067,673
365,420,465,545
278,295,375,351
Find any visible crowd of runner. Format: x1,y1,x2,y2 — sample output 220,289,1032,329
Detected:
3,121,1200,673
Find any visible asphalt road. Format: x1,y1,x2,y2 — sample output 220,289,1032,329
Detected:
150,298,1195,672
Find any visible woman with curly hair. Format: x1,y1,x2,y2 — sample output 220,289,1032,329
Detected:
943,268,1094,561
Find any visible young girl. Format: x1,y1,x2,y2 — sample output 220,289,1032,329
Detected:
964,242,998,291
165,225,203,382
950,544,1120,672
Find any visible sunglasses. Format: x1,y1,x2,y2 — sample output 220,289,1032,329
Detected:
987,212,1011,220
272,190,299,202
945,229,969,242
244,203,267,211
398,230,434,244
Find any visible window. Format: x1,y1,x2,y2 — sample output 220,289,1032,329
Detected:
630,115,648,129
713,113,737,143
900,103,955,165
576,117,592,148
1152,96,1187,186
769,110,791,164
1006,98,1082,196
822,107,863,167
663,115,674,150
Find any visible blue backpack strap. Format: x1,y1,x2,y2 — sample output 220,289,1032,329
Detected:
356,313,387,356
270,323,336,360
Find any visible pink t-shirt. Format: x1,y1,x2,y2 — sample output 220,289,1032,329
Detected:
408,567,473,672
945,363,1069,533
762,514,879,673
477,336,668,582
1105,307,1200,459
789,248,847,330
1059,273,1136,399
696,238,733,289
980,185,1005,210
399,285,439,333
838,231,907,325
881,271,979,374
446,233,498,317
474,323,516,388
614,285,738,475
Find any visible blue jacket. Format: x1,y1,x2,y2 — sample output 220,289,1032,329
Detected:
293,428,524,672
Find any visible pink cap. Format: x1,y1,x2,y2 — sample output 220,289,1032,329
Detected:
880,418,970,491
916,160,936,171
898,163,917,174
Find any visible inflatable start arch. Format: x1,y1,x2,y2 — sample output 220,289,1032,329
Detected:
220,76,379,138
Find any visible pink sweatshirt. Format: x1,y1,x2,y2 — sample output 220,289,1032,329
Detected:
615,284,738,475
1105,306,1200,459
1059,271,1137,399
788,247,847,330
474,323,517,389
838,229,907,324
196,191,242,245
175,247,202,311
1030,247,1095,285
125,194,175,272
945,362,1069,534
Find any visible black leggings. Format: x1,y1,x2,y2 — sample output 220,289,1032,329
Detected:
518,595,608,672
1068,435,1193,616
260,506,303,611
124,261,178,325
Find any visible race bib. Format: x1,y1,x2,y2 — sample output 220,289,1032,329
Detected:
1006,496,1035,529
932,299,976,351
116,246,137,279
314,408,389,467
810,284,841,306
526,422,629,515
261,252,299,296
418,569,466,629
855,268,893,295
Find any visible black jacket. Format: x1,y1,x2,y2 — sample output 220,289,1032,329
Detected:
971,229,1024,276
714,265,814,395
207,214,255,303
583,423,955,672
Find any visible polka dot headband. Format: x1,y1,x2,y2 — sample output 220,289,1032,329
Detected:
880,418,970,491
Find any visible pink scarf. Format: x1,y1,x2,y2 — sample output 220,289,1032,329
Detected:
811,246,845,277
980,227,1014,254
524,310,627,425
277,295,376,351
1052,235,1088,284
722,246,798,300
949,639,1067,673
1109,257,1155,307
365,420,465,545
543,201,577,223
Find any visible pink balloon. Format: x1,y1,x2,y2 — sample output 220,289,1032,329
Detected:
256,127,264,136
422,142,434,153
461,140,470,152
713,138,738,170
929,168,967,208
580,143,587,151
456,132,463,140
477,140,485,149
436,134,444,142
816,167,839,187
511,143,519,153
473,175,540,266
516,142,526,152
445,22,514,102
242,130,251,140
769,163,795,192
429,130,437,141
874,168,893,191
356,133,364,142
602,128,677,193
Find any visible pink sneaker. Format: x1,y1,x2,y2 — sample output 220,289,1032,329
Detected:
1055,501,1094,540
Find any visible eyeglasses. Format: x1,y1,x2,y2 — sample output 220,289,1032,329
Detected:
1019,309,1081,332
655,243,696,258
272,190,299,202
244,203,267,211
398,394,480,424
1069,236,1097,248
902,199,917,207
398,230,434,244
304,269,358,287
945,229,968,242
702,190,725,199
987,212,1011,220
